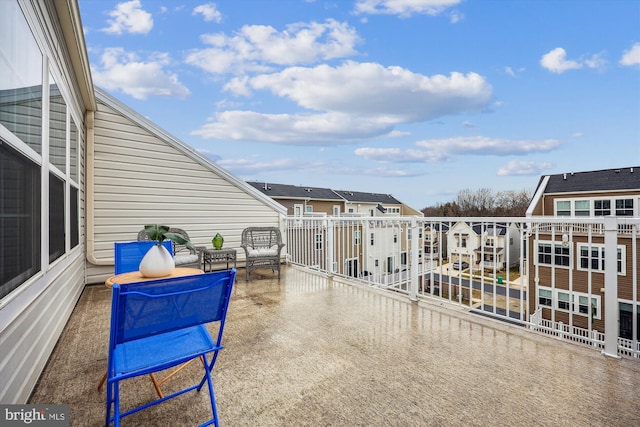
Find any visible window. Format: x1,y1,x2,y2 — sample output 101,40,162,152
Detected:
556,200,571,216
332,205,340,216
615,199,634,216
578,244,624,274
538,289,552,306
578,295,597,317
353,230,361,245
393,234,397,243
370,233,374,245
49,72,66,173
401,252,407,266
305,205,313,213
49,174,65,263
557,292,572,311
594,199,610,216
574,200,590,216
314,234,323,250
1,141,41,299
537,242,570,267
486,238,494,247
538,287,601,319
0,1,43,153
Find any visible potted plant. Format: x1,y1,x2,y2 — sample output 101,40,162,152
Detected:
139,224,196,277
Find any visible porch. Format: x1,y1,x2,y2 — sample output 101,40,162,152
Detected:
29,265,640,426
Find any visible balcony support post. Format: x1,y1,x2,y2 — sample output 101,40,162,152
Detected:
602,217,620,358
410,217,419,301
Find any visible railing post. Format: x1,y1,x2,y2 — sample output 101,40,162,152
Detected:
409,217,419,301
326,217,334,275
602,217,621,358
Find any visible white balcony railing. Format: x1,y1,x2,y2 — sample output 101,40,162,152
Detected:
283,215,640,359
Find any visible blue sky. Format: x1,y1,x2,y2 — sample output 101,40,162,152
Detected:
78,0,640,210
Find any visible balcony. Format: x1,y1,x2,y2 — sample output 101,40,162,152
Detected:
29,265,640,425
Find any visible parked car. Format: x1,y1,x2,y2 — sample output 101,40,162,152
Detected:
452,261,469,270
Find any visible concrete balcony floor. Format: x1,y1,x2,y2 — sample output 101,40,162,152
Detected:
30,266,640,426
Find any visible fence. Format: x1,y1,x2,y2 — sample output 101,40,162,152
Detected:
283,215,640,359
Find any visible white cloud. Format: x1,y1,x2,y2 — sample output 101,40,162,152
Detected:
620,42,640,66
185,19,360,74
102,0,153,35
354,147,442,162
92,48,190,100
217,157,306,174
355,136,564,163
194,63,493,144
540,48,582,73
497,160,553,176
227,62,493,121
191,111,395,144
354,0,461,18
193,3,222,23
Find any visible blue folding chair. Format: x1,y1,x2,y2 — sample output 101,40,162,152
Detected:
105,269,236,427
114,241,173,274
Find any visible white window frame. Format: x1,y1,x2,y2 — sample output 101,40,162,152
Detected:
577,243,625,275
536,240,571,269
538,286,601,320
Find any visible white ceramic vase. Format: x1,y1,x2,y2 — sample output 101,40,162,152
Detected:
139,243,175,278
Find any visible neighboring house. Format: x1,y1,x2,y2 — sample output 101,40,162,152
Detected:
247,182,345,216
424,222,449,260
446,222,520,271
251,182,422,280
526,166,640,340
0,0,284,403
247,182,423,217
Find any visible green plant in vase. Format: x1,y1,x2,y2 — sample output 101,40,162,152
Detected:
140,224,196,277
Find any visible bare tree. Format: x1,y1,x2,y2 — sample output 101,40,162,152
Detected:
422,188,533,217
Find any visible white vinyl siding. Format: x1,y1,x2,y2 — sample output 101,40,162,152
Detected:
87,95,283,283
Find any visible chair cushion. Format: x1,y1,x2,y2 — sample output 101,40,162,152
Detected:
247,248,278,257
174,254,200,266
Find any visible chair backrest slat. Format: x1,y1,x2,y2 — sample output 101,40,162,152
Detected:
114,241,173,274
110,270,236,345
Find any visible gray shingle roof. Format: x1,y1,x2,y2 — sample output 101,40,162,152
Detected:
332,190,401,204
543,166,640,194
247,182,343,200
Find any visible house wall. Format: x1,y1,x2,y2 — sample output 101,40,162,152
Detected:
85,94,284,284
0,0,89,403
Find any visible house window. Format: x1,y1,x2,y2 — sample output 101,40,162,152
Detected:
353,230,361,245
393,234,397,243
557,292,572,311
375,259,379,267
315,234,323,250
574,200,590,216
294,204,303,216
370,233,374,245
305,205,313,213
615,199,634,216
537,242,570,267
401,252,407,266
332,205,340,216
538,289,552,306
578,244,624,274
1,141,42,299
49,73,66,173
49,174,65,263
594,199,611,216
578,295,597,316
556,200,571,216
486,238,494,247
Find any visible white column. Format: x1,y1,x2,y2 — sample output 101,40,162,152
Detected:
326,217,335,275
602,217,620,358
410,217,419,301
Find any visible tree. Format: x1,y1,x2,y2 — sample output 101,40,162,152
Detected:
422,188,533,217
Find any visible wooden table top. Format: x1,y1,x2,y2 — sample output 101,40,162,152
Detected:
105,267,204,287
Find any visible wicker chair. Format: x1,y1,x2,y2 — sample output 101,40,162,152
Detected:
137,227,202,269
241,227,285,281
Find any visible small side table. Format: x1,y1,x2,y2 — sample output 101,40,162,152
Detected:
202,248,237,272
